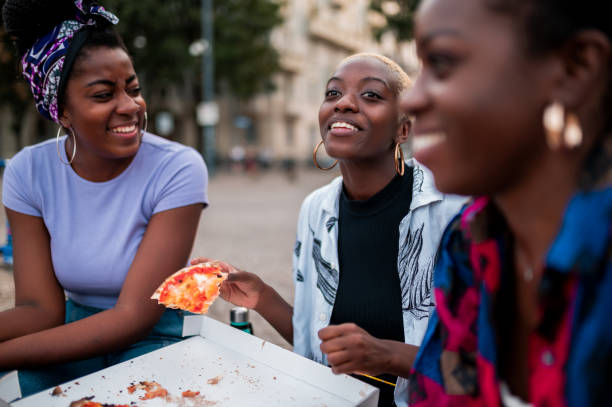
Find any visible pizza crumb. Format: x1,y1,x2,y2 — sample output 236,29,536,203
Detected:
126,381,168,401
182,390,200,397
207,376,222,385
51,386,64,396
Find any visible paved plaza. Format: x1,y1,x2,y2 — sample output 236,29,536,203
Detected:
0,167,338,350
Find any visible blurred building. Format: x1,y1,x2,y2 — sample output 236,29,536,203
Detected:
215,0,418,167
0,0,418,168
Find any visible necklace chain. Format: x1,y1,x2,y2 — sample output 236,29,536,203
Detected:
515,245,535,282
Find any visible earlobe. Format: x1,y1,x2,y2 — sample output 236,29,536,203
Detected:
396,119,411,144
58,114,70,129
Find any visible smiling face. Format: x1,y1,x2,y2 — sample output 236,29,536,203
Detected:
60,46,146,163
402,0,557,196
318,57,407,165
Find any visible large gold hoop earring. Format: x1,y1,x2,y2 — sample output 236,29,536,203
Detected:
56,126,77,165
313,140,337,170
142,111,148,135
394,143,405,176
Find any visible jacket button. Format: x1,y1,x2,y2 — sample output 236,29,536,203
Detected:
541,350,554,366
319,313,327,321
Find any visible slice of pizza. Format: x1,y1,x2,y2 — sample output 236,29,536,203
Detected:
151,262,228,314
69,397,130,407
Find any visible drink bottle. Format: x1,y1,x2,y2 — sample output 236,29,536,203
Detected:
230,307,253,334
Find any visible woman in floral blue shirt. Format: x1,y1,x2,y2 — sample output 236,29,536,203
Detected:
401,0,612,405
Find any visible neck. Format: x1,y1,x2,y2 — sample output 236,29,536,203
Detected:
67,138,135,182
339,153,397,200
493,151,582,265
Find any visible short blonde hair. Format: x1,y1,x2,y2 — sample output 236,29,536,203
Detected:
339,53,412,94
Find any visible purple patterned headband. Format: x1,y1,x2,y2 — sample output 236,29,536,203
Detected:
21,1,118,123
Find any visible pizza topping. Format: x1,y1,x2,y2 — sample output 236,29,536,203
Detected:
69,397,131,407
207,376,222,385
126,381,169,401
181,390,200,397
70,380,211,406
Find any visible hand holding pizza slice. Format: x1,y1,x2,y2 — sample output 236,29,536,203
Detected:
151,261,229,314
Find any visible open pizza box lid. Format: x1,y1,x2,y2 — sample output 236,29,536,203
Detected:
9,316,379,406
0,371,21,405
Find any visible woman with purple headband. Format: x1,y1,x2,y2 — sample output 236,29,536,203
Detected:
0,0,208,396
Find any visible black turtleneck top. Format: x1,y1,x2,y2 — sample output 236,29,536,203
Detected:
330,170,414,406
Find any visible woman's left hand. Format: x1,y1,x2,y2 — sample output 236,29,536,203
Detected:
318,323,394,376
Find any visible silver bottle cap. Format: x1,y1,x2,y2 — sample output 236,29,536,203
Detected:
230,307,249,324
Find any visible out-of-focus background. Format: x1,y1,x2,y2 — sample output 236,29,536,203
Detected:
0,0,418,348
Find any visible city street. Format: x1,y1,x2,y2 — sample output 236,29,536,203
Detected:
0,167,339,350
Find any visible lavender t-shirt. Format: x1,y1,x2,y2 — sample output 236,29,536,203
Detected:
2,133,208,309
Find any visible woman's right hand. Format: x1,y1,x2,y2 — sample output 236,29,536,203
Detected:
190,257,266,309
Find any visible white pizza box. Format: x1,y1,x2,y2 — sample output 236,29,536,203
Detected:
0,371,21,404
11,315,379,406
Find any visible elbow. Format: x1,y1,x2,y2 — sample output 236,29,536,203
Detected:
20,300,66,331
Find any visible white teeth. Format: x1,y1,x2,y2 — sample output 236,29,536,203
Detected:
413,132,446,152
331,122,358,131
110,125,136,134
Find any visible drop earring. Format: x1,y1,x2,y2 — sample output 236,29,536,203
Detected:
543,101,564,150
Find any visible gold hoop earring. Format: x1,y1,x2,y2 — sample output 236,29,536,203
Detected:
394,143,405,176
56,126,76,165
564,112,583,148
543,101,564,150
142,111,148,135
312,140,337,170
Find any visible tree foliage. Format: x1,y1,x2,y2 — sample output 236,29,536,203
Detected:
100,0,283,100
0,0,283,117
370,0,420,41
0,2,31,137
214,0,282,98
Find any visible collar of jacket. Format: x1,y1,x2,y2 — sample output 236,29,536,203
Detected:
318,158,444,216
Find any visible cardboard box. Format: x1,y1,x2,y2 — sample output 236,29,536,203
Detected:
0,371,20,404
10,316,379,406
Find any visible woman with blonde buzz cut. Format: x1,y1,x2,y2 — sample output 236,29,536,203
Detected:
194,53,464,406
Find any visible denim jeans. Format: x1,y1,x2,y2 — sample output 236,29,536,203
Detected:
15,299,187,397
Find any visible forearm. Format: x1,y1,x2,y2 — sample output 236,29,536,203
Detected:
0,305,159,370
382,340,419,378
254,284,294,345
0,303,64,342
